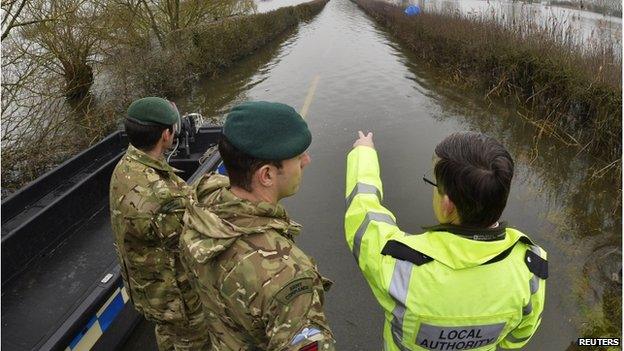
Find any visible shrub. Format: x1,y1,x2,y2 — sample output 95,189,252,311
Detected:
134,0,329,97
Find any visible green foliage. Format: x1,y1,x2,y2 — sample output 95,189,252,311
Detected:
132,0,328,97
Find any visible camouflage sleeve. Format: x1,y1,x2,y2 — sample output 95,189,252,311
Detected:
151,193,187,247
220,236,335,351
122,178,189,247
264,271,336,351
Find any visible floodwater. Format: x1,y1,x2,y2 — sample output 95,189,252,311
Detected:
420,0,622,55
257,0,622,55
177,0,622,349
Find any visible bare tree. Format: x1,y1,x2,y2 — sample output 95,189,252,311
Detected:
2,0,113,191
19,0,112,100
1,0,58,40
105,0,256,48
1,0,257,190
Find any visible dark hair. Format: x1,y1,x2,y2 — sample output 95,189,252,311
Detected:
124,118,173,151
218,136,282,192
434,131,514,228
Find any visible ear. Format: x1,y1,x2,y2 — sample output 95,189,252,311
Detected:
256,164,275,188
442,194,456,217
162,128,173,142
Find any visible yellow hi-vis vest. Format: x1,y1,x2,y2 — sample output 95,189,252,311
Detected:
344,146,548,351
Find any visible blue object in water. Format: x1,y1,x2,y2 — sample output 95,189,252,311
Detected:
404,5,421,16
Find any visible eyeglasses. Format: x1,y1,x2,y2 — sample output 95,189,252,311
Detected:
422,169,438,187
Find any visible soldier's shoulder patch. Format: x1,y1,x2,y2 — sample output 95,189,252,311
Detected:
275,277,314,305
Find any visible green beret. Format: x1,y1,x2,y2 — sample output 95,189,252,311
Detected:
126,97,180,126
223,101,311,160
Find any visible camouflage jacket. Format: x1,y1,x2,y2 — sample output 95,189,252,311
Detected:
180,174,336,351
109,145,204,326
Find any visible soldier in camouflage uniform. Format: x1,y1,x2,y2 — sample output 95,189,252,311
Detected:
109,97,210,350
180,101,336,351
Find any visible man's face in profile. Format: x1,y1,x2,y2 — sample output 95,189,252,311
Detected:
275,151,311,200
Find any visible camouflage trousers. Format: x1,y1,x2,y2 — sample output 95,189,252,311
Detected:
154,318,211,351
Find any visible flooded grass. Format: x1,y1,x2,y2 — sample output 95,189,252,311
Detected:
573,244,622,351
354,0,621,168
550,0,622,17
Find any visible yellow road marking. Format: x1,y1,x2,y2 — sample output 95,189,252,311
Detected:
300,75,321,119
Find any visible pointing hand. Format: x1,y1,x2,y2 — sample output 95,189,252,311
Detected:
353,130,375,149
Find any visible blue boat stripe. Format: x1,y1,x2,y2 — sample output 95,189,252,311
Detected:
68,316,98,349
97,287,121,316
346,182,381,209
86,315,97,329
217,162,228,175
98,292,125,332
352,212,395,264
67,284,128,350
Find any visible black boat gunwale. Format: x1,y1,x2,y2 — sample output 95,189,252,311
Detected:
2,126,223,351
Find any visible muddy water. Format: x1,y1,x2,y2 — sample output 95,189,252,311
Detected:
178,0,621,349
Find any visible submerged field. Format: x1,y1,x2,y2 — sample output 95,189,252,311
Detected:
357,0,621,171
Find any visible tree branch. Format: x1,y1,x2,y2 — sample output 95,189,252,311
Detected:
139,0,165,46
2,0,27,40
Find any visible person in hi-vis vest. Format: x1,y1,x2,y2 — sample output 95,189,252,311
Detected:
344,131,548,351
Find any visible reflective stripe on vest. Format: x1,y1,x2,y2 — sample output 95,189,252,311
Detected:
522,245,542,316
346,182,392,264
346,182,381,208
382,232,546,349
352,212,395,264
505,333,530,343
416,322,505,350
389,258,414,351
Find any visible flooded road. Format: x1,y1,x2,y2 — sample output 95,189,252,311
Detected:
173,0,621,349
256,0,622,56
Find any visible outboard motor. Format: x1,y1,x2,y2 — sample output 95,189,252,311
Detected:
168,112,204,160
